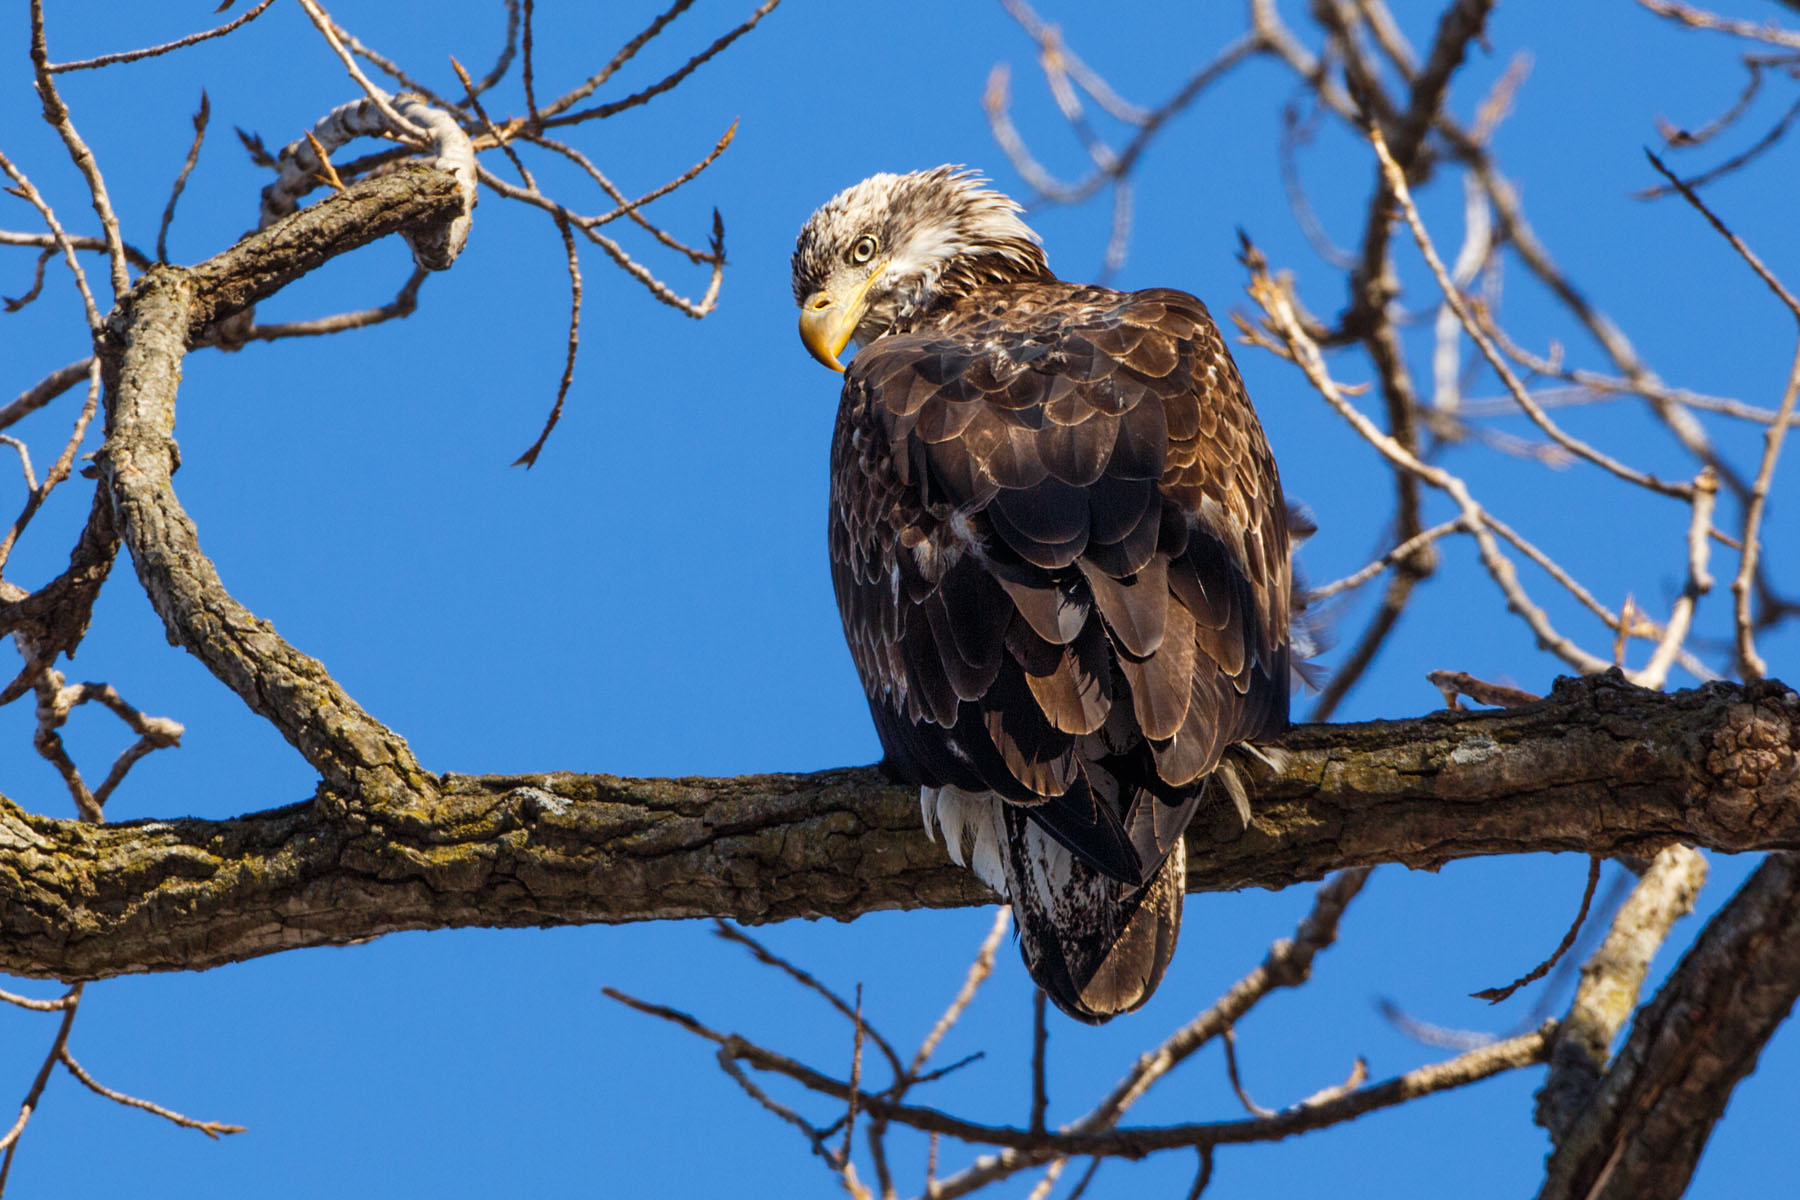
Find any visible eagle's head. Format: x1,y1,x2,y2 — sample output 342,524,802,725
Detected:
791,166,1050,371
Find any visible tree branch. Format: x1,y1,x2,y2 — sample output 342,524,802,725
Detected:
0,673,1793,982
1539,850,1800,1200
93,164,467,806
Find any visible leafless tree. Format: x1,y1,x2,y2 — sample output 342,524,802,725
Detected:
1,2,1796,1198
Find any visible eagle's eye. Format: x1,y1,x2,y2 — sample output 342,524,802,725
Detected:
850,234,879,265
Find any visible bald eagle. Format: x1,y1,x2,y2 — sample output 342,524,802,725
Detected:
793,167,1295,1023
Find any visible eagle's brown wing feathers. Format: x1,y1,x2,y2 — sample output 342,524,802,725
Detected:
829,281,1290,890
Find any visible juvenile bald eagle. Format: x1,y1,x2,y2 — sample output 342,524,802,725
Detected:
793,167,1295,1023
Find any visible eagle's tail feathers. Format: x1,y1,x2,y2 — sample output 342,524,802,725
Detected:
1002,806,1185,1024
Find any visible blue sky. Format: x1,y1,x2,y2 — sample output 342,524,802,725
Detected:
2,1,1797,1197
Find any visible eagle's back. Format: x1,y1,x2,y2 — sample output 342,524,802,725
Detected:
827,280,1292,1020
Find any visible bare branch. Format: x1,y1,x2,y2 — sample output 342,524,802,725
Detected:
238,268,427,342
536,0,698,120
1472,855,1602,1003
1249,249,1614,674
0,230,152,270
928,869,1372,1198
540,0,782,129
0,152,102,330
624,978,1554,1158
1636,0,1800,50
155,92,211,264
512,214,582,468
1534,846,1707,1144
0,984,81,1189
909,908,1009,1081
1540,850,1800,1200
1370,127,1694,500
292,0,429,141
1643,151,1800,681
2,675,1795,982
28,0,130,302
47,0,279,72
57,1048,245,1139
1312,519,1466,600
712,921,905,1082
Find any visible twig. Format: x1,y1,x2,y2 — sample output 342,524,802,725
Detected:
540,0,782,129
57,1049,245,1139
239,269,428,342
2,249,53,313
1220,1028,1276,1118
304,132,347,193
0,438,35,494
989,0,1265,205
48,0,279,72
1641,91,1800,198
1249,254,1614,674
0,360,100,573
711,921,904,1081
0,151,101,330
536,0,699,119
0,984,82,1189
1029,989,1049,1133
929,870,1373,1199
470,0,521,98
1636,0,1800,50
1635,469,1718,689
1654,53,1770,149
474,167,724,318
1643,150,1800,681
28,667,184,822
0,989,73,1015
28,0,130,302
1534,846,1707,1144
156,92,211,263
528,132,731,261
1378,998,1497,1051
1182,1147,1214,1200
1473,856,1603,1003
291,0,428,141
613,979,1555,1156
908,908,1009,1081
997,0,1152,125
521,0,540,120
0,230,152,269
1370,126,1693,501
843,986,864,1168
320,17,457,114
513,214,582,468
1312,519,1466,599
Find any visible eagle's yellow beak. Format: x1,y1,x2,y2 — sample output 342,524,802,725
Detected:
798,264,886,372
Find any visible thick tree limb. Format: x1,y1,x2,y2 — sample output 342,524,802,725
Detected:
1538,849,1800,1200
93,164,466,805
0,673,1793,982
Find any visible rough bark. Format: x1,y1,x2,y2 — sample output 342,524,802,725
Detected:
1538,850,1800,1200
0,673,1794,981
94,165,463,805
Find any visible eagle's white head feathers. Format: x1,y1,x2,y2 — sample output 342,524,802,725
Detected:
791,167,1050,369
